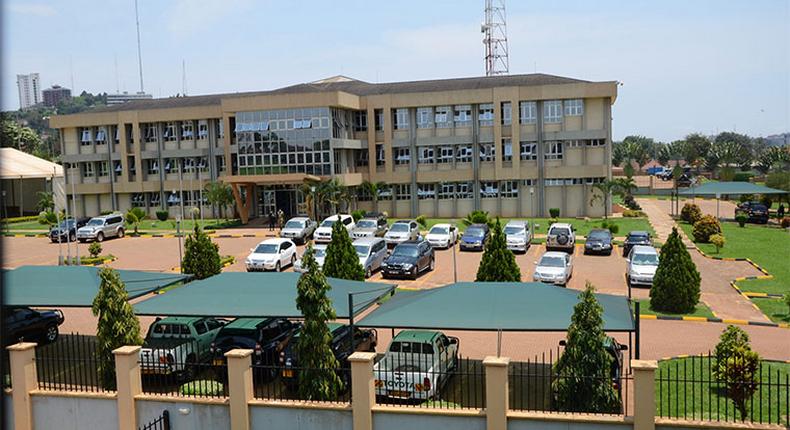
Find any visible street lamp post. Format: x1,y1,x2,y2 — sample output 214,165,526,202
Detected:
176,216,183,274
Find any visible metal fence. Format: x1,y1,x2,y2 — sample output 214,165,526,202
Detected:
138,341,228,399
138,410,170,430
657,353,789,426
35,333,112,393
252,363,351,404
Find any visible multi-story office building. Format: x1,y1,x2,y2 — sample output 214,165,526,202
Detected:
42,85,72,107
17,73,42,110
49,73,617,222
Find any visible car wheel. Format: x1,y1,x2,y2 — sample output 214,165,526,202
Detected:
43,324,59,344
291,254,296,267
118,228,125,238
96,232,104,242
365,267,372,278
606,249,612,256
69,232,76,242
429,258,435,271
411,267,418,280
275,262,281,272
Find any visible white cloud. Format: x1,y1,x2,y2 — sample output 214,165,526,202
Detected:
8,3,57,17
166,0,253,39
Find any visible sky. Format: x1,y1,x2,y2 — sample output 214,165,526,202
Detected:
2,0,789,142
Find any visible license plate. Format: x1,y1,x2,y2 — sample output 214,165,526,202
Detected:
212,359,224,366
388,390,411,398
282,369,294,378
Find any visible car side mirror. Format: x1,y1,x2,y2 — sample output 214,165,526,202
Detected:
533,261,538,265
620,344,629,351
250,248,255,252
625,258,630,263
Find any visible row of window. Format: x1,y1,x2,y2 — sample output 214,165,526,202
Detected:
145,121,217,143
385,141,563,164
131,191,208,207
146,157,211,175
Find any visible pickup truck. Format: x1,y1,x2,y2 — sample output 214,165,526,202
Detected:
374,330,459,402
139,316,227,380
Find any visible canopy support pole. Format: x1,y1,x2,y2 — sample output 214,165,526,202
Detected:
496,329,502,357
635,301,641,360
348,293,355,357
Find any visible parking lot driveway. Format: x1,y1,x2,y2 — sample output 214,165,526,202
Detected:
690,251,768,321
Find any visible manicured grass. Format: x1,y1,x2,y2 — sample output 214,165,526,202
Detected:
751,298,790,324
405,217,655,236
635,299,716,319
3,220,48,231
132,218,242,232
656,357,790,426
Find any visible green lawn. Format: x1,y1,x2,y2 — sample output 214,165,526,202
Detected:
635,299,716,319
406,217,654,236
751,298,790,324
656,357,790,426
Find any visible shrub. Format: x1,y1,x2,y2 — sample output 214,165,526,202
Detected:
549,208,560,218
680,203,703,224
622,209,645,217
415,215,427,228
709,234,725,253
155,210,169,222
179,380,224,396
785,294,790,314
100,210,113,215
759,195,773,208
692,215,721,243
622,195,642,211
462,210,490,227
735,213,748,227
88,242,102,258
181,226,222,280
476,218,521,282
713,326,760,420
351,209,366,222
781,217,790,229
650,227,701,313
733,172,753,182
601,220,619,234
714,326,750,377
125,207,147,234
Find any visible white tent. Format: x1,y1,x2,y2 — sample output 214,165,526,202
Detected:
0,148,65,216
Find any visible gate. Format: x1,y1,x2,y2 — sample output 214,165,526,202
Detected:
138,410,170,430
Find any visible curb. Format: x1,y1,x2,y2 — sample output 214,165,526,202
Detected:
639,314,789,329
167,258,234,275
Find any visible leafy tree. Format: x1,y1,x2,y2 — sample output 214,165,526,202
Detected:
757,147,790,174
476,218,521,282
709,234,725,253
620,135,655,172
461,210,491,227
359,180,388,213
713,325,751,376
692,215,721,243
36,191,54,212
295,245,344,400
680,203,703,224
181,226,222,279
322,220,364,281
92,267,143,390
707,140,750,178
205,181,234,220
124,207,147,234
0,117,42,152
712,326,760,420
682,133,712,172
37,210,59,227
88,242,102,258
765,171,790,203
650,227,701,313
553,282,620,413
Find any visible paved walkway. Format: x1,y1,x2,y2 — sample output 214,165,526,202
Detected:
636,198,768,321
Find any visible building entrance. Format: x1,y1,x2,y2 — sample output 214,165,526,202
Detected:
256,185,303,220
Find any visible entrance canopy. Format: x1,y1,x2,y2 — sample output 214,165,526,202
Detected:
679,181,787,197
357,282,635,332
3,266,188,307
133,272,395,319
0,147,63,179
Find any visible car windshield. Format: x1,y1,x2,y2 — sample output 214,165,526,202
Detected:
465,228,484,238
354,245,370,257
253,244,279,254
357,220,377,228
588,231,610,240
549,227,570,236
632,253,658,266
320,219,336,227
87,219,104,226
628,233,649,241
539,256,566,267
390,223,409,232
504,226,525,235
392,246,419,258
429,226,448,235
284,220,304,229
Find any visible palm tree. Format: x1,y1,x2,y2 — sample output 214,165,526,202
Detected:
204,181,234,220
124,207,147,234
590,180,618,219
298,179,321,220
318,178,349,214
36,191,54,212
360,180,387,212
613,177,637,200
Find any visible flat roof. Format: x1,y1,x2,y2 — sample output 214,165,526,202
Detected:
679,181,787,196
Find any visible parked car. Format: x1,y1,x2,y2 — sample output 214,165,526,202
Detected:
314,214,355,244
736,202,769,224
459,223,489,251
504,220,532,253
139,316,227,380
279,217,317,244
626,245,659,288
382,240,435,279
76,213,125,242
49,217,91,243
384,220,421,247
352,213,388,239
658,166,691,181
374,330,459,401
646,166,668,176
675,174,694,187
245,238,297,272
354,237,388,278
622,231,652,257
533,251,573,286
425,223,458,249
584,229,613,255
559,336,627,393
209,317,300,379
293,244,327,272
3,306,64,346
546,223,575,253
280,323,377,388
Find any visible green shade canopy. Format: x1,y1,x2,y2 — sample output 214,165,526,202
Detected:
679,182,787,197
3,266,189,307
133,272,395,319
357,282,635,332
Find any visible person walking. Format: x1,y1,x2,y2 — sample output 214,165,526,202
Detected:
268,211,275,231
778,203,785,219
277,209,285,230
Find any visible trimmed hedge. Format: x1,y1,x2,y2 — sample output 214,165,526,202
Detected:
692,215,722,243
1,215,39,224
681,203,703,224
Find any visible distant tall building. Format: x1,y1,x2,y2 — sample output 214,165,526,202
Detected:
42,85,72,107
106,91,152,105
16,73,42,110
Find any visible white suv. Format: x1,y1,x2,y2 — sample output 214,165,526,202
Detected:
313,214,355,244
76,214,125,242
546,223,575,253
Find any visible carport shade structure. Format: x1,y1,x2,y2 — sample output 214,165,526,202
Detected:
133,272,396,319
3,265,189,307
679,181,788,219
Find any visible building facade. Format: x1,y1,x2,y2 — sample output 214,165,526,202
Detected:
42,85,72,107
16,73,41,110
49,73,617,222
106,92,153,105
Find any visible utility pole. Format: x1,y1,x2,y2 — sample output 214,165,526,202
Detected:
134,0,145,93
482,0,510,76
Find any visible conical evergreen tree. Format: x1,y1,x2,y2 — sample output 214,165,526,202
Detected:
295,246,344,400
553,282,620,413
475,218,521,282
92,267,143,390
323,220,364,281
181,226,222,279
650,227,701,313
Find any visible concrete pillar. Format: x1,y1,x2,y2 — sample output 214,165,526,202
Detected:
225,348,253,430
349,352,376,430
113,345,142,430
632,360,658,430
7,342,37,430
483,356,509,430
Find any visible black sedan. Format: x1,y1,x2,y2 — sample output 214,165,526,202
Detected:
50,217,91,243
584,229,613,255
736,202,769,224
4,306,65,346
622,231,652,257
381,240,435,279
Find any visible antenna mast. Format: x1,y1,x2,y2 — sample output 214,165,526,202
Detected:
134,0,145,93
182,59,187,96
481,0,509,76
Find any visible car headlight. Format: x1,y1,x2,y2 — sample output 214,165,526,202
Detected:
381,262,388,268
402,263,413,270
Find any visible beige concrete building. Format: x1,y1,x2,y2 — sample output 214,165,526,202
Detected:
49,73,617,222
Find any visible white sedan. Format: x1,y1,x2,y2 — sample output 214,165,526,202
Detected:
425,224,458,249
533,251,573,287
245,238,297,272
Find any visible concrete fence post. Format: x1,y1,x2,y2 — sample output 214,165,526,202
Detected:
349,351,376,430
113,345,142,430
632,359,658,430
225,348,253,430
7,342,38,430
483,356,510,430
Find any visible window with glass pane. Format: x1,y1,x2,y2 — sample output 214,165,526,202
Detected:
437,146,454,163
480,181,498,198
394,108,409,130
520,142,537,160
181,121,194,139
357,148,369,166
197,120,209,139
375,144,385,166
144,124,157,142
374,109,384,131
113,160,122,176
543,100,563,123
478,103,494,126
183,158,196,172
147,160,159,175
456,145,472,163
439,183,455,199
378,184,392,200
479,143,495,162
418,183,436,199
149,192,161,206
456,182,473,199
501,102,512,125
80,128,92,145
564,99,584,116
545,141,564,160
502,138,513,161
395,184,411,200
417,107,433,129
354,111,367,131
164,122,177,141
587,139,605,147
82,162,95,178
435,106,451,128
519,101,536,124
500,181,518,198
394,147,411,165
418,146,434,164
131,193,146,207
95,127,107,144
454,105,472,127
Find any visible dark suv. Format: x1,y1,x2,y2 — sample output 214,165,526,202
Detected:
622,231,652,256
736,202,769,224
209,317,300,379
382,240,435,279
3,306,65,345
50,217,91,243
279,323,377,388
